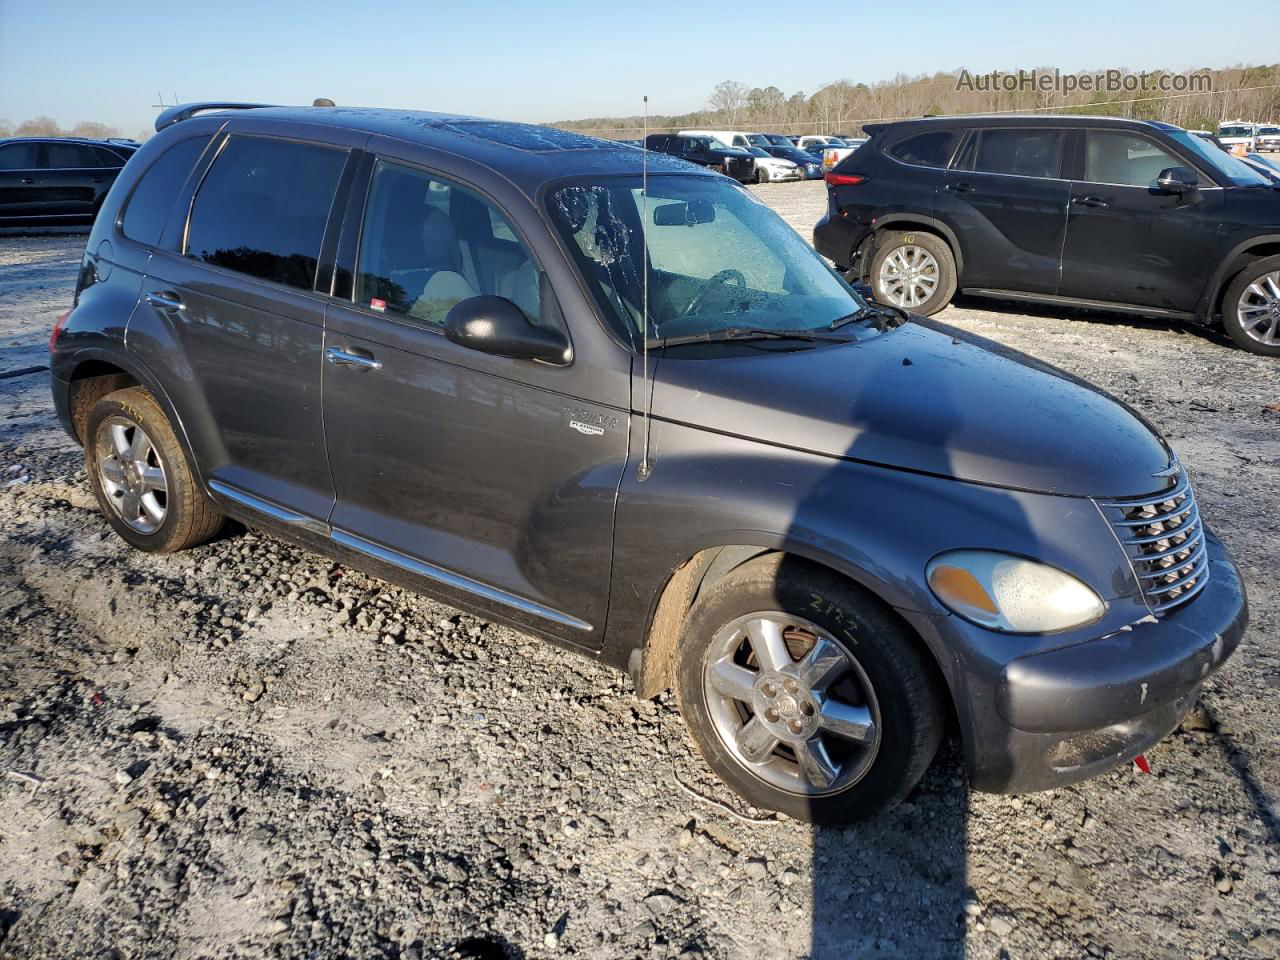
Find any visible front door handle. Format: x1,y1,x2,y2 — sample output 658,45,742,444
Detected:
20,177,34,185
144,291,184,311
946,181,975,193
1073,196,1110,208
325,346,382,370
90,176,105,183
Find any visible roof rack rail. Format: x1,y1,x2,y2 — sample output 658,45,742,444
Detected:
155,101,276,133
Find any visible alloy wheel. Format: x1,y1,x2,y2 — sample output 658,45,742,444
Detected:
703,612,881,796
96,415,168,534
878,244,939,308
1236,270,1280,346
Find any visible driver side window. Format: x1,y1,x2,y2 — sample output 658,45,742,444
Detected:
355,161,540,327
1084,131,1182,187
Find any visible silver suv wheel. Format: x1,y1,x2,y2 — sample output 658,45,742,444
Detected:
702,611,881,796
877,244,939,308
1236,270,1280,346
95,415,168,534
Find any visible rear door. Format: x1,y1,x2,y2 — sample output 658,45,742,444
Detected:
138,130,354,522
1057,129,1223,311
936,126,1070,294
40,142,113,216
320,150,629,643
0,141,42,218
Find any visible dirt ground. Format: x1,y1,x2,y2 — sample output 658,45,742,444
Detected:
1,183,1279,960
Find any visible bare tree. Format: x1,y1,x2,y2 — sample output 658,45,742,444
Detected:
16,116,62,137
708,81,750,126
0,118,12,139
71,121,122,140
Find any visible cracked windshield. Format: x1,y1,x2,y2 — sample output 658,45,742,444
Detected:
549,176,876,344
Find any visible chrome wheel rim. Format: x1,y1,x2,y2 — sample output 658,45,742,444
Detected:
1237,271,1280,346
878,244,939,308
703,612,881,797
96,416,167,534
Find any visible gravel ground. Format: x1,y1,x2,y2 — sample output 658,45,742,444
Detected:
1,188,1279,960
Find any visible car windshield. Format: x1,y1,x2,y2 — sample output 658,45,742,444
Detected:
706,138,731,151
747,147,771,157
548,175,874,345
1219,126,1253,138
1260,127,1280,135
765,134,792,146
1166,131,1272,185
746,134,770,146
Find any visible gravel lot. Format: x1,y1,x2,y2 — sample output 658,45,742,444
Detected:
2,183,1279,960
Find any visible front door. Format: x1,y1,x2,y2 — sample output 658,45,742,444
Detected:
321,157,628,644
1057,129,1223,311
140,132,350,521
0,142,44,219
40,141,110,217
936,126,1070,294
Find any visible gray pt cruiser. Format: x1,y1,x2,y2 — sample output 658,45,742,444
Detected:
50,103,1247,823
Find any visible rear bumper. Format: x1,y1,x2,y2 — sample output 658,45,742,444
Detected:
908,531,1247,794
813,211,868,266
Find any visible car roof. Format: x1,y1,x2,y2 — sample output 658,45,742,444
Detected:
864,115,1186,136
165,104,711,192
0,136,135,148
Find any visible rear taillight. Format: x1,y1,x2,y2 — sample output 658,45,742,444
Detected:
824,172,867,186
49,309,71,353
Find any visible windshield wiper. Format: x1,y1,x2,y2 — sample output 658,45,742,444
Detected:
829,303,909,331
651,327,836,347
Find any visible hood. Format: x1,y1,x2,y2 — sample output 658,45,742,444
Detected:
650,322,1172,498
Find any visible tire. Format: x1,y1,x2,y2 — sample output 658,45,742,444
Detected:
868,229,957,316
755,167,769,184
84,386,224,553
674,554,945,825
1221,254,1280,356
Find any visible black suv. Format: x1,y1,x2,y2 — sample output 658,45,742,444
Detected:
643,133,755,183
49,102,1245,823
815,115,1280,355
0,137,137,224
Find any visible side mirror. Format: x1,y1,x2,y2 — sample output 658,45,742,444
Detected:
444,296,570,365
1156,166,1198,194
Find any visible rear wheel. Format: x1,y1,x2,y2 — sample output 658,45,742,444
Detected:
674,554,945,824
84,387,224,552
1222,255,1280,356
756,167,769,184
869,230,956,315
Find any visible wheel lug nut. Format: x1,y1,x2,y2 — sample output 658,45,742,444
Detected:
783,678,798,694
761,682,776,698
801,703,814,717
765,708,779,723
788,719,804,734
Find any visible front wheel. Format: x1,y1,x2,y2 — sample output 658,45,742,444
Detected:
84,386,224,552
674,554,945,824
868,230,957,316
755,167,769,184
1222,255,1280,356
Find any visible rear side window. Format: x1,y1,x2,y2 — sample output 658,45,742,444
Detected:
122,136,211,246
887,131,958,168
92,147,127,168
972,129,1065,179
0,142,38,170
186,136,346,292
45,143,103,169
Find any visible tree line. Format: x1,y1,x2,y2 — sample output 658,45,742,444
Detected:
0,116,145,142
552,63,1280,139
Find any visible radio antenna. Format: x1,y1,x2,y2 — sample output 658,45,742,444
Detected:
638,94,654,482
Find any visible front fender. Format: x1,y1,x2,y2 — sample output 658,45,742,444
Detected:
600,422,1146,676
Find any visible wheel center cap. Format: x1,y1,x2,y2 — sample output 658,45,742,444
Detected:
777,694,799,718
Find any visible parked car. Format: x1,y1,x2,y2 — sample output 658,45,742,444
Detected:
52,101,1246,824
0,137,137,224
816,115,1280,355
758,133,796,148
1255,125,1280,152
797,135,843,153
743,146,800,182
761,143,824,180
644,133,755,183
1241,152,1280,183
1217,122,1257,152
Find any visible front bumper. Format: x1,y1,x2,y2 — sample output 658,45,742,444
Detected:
906,531,1247,793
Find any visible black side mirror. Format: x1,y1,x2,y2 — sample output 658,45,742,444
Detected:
1156,166,1198,194
444,296,570,365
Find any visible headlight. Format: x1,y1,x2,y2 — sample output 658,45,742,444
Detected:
926,550,1105,633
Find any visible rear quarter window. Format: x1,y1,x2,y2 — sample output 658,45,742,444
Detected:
121,136,211,246
185,136,347,292
887,130,959,168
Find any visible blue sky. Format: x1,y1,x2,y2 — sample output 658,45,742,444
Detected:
1,0,1272,136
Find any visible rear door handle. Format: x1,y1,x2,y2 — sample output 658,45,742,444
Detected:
144,291,184,311
20,177,34,185
1073,196,1110,208
90,176,104,183
325,346,382,370
946,181,975,193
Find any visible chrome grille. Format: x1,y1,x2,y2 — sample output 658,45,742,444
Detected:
1098,471,1209,615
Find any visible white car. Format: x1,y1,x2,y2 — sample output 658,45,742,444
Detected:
743,147,801,182
1218,122,1258,152
1256,125,1280,152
